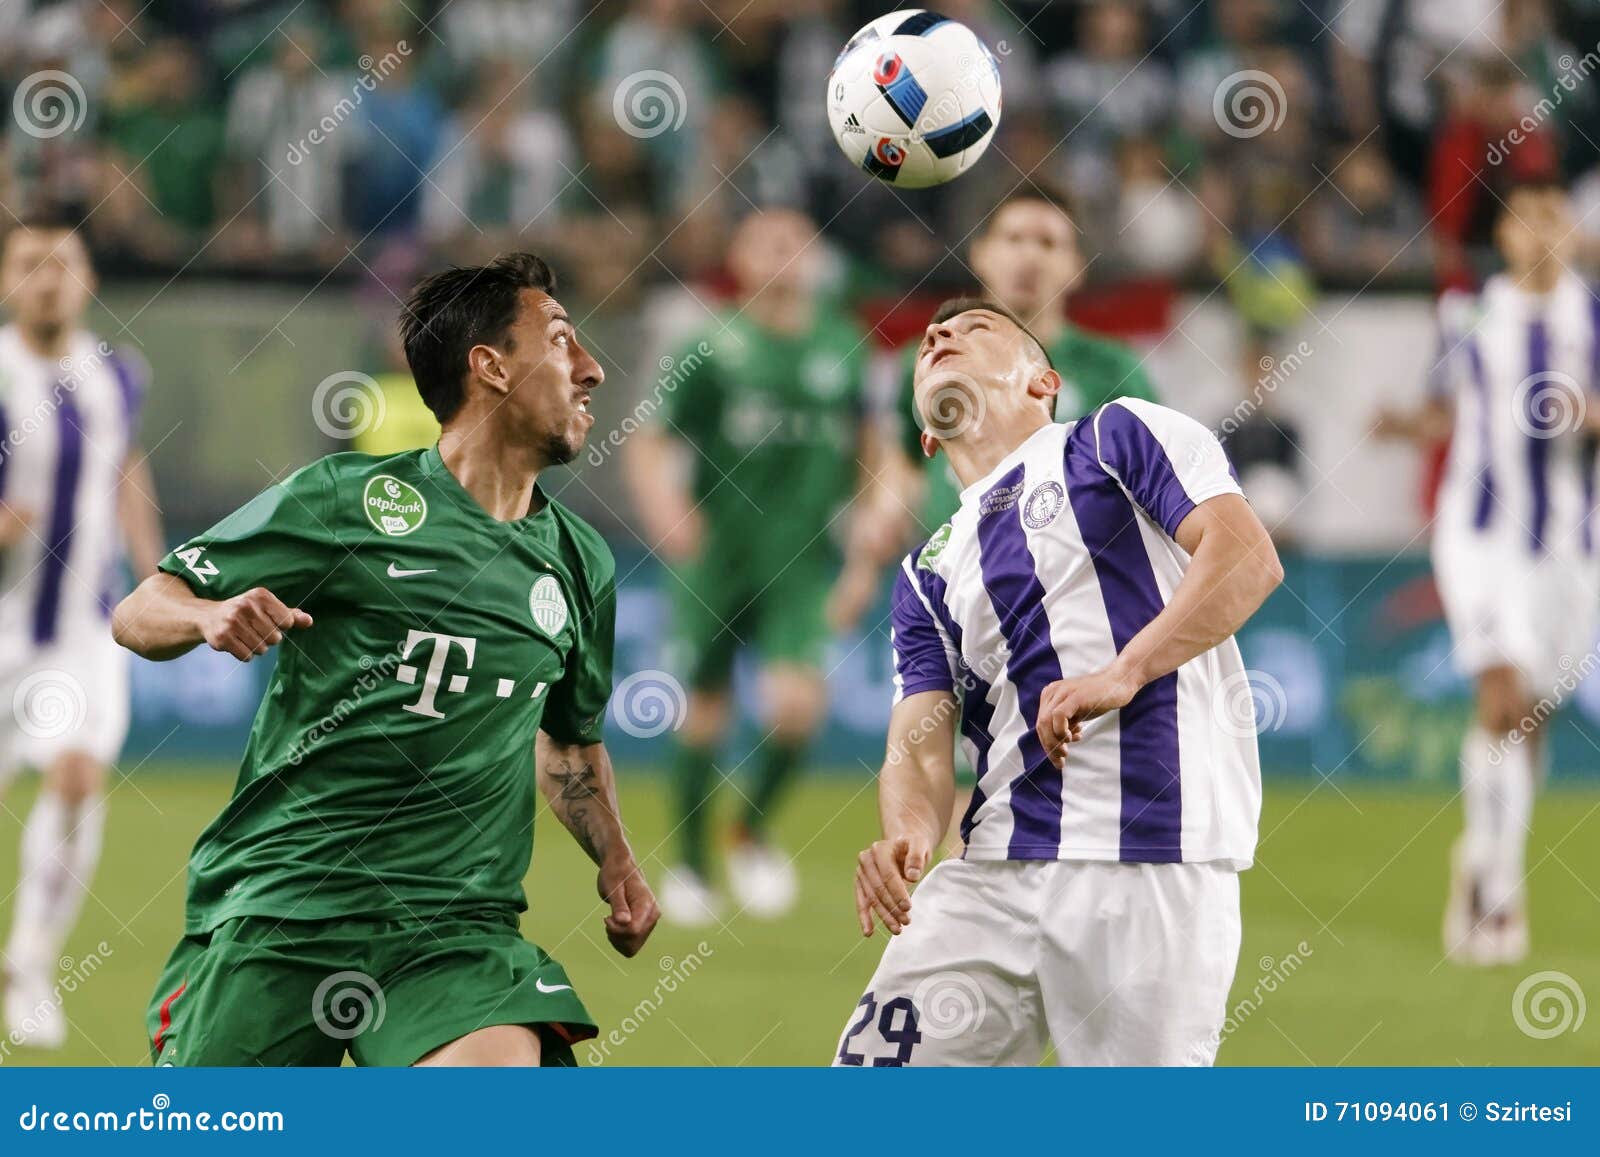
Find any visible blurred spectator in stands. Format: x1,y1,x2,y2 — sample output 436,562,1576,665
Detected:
342,4,442,241
1308,139,1431,286
422,58,575,261
1051,0,1173,212
587,0,721,211
96,38,223,265
218,21,351,269
1112,134,1204,278
435,0,580,106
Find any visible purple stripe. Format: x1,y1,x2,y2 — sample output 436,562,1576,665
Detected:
973,465,1065,858
890,565,955,696
1063,421,1183,862
32,390,84,644
1586,294,1600,554
0,400,10,498
1526,319,1551,551
106,349,143,443
913,563,996,847
1465,336,1496,530
1095,402,1197,536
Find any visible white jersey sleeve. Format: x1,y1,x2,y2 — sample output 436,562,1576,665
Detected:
1090,398,1244,537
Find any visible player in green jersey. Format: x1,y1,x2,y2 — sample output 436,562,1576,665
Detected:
112,253,659,1066
624,209,891,926
888,188,1158,538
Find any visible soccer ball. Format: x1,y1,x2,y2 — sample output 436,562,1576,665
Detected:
826,9,1002,188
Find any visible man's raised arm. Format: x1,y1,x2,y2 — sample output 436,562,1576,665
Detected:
113,572,312,663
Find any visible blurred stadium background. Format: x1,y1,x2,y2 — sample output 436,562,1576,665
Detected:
0,0,1597,1065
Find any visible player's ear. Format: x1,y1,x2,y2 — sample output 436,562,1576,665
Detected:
920,431,940,459
1027,367,1062,407
466,343,511,397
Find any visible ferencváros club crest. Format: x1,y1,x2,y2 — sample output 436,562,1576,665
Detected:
363,475,428,536
1023,481,1065,529
529,574,569,637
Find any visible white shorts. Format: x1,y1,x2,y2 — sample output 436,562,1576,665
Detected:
1432,529,1600,692
833,858,1242,1067
0,634,129,784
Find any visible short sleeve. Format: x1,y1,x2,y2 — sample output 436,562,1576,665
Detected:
106,345,150,444
157,460,336,605
541,553,616,746
890,560,956,703
1092,398,1243,537
657,333,720,444
1428,291,1477,399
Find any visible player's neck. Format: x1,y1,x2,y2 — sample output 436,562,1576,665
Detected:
742,289,813,335
1512,261,1562,296
942,412,1053,492
15,320,71,361
436,424,544,522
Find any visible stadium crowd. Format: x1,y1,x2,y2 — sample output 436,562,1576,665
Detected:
3,0,1600,299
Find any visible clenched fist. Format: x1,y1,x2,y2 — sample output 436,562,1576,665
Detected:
202,586,312,661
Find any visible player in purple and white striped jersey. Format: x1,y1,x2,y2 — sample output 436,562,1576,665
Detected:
0,216,165,1048
1376,178,1600,967
834,297,1281,1067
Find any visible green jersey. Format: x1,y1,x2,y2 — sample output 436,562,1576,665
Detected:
661,310,868,576
897,322,1158,530
159,447,616,934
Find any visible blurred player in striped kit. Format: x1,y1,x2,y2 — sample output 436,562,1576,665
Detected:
0,216,164,1046
1377,177,1600,966
837,299,1281,1065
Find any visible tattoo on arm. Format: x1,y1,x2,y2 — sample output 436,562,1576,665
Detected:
549,757,608,864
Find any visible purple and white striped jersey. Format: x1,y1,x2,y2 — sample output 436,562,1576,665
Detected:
889,398,1261,868
1431,272,1600,559
0,324,146,646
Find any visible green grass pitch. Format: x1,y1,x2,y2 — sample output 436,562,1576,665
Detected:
1,769,1595,1066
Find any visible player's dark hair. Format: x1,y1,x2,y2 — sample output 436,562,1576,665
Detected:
3,207,82,251
1499,173,1568,214
930,296,1059,419
399,252,557,424
980,184,1078,236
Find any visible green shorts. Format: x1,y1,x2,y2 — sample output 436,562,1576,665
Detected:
670,554,831,690
146,910,595,1067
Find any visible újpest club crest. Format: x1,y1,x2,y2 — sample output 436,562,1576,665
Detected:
1023,481,1065,529
529,574,569,637
363,475,428,536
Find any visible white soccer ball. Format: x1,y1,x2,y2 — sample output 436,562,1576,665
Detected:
826,9,1002,189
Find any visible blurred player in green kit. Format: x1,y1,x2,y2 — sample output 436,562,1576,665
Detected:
113,254,658,1065
625,209,891,925
889,188,1158,534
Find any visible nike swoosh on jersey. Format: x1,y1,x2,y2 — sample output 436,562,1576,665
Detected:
534,978,572,994
386,562,437,578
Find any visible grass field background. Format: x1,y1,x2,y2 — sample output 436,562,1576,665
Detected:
1,767,1596,1066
